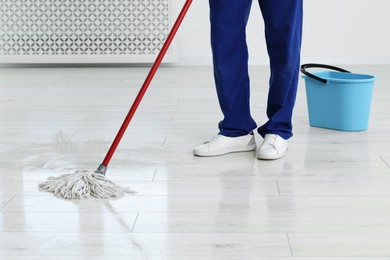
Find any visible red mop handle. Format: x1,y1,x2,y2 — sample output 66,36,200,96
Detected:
102,0,193,167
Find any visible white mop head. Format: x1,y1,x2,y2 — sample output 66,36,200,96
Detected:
38,170,130,200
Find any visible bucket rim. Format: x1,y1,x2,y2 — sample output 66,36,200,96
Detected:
302,71,377,84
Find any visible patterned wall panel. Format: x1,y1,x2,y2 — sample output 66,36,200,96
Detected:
0,0,173,63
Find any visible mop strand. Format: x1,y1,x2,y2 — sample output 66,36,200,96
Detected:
38,170,131,200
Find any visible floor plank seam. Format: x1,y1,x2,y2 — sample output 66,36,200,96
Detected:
380,156,390,168
131,212,140,232
0,195,15,212
152,168,158,182
286,233,293,257
276,181,281,196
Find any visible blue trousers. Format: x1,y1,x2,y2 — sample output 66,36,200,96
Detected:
209,0,303,139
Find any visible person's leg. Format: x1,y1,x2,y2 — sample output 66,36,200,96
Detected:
193,0,257,157
209,0,257,137
257,0,303,140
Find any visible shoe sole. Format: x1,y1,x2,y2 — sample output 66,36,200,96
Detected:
257,151,287,160
194,145,256,157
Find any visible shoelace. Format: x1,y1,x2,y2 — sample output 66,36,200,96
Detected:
264,134,278,148
206,135,224,145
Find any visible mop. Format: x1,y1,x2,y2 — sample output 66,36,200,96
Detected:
38,0,193,200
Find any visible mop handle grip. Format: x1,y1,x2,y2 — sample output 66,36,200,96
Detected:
101,0,193,167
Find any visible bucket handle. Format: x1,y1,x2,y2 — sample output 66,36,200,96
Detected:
301,63,351,84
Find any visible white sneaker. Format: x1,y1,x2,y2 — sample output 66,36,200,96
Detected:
257,134,288,160
194,134,256,157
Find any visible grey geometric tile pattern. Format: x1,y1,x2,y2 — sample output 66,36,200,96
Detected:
0,0,170,56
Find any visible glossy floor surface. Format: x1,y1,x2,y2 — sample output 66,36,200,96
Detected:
0,65,389,259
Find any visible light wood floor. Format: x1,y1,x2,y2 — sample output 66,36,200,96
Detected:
0,65,389,259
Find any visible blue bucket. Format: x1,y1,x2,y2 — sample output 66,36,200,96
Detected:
301,64,376,131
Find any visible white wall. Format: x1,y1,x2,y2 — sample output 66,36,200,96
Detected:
175,0,390,65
